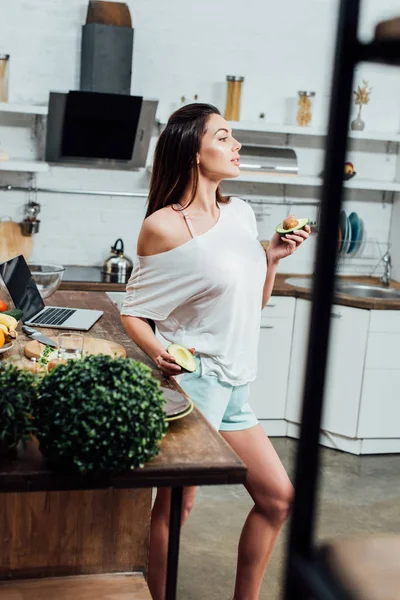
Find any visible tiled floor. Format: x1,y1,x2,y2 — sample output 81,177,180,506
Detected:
177,438,400,599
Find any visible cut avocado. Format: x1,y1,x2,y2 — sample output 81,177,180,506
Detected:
275,217,309,236
167,344,196,373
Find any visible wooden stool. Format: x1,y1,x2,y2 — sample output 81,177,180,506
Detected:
321,534,400,600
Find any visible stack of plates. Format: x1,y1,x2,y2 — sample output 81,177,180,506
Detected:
161,386,194,422
338,210,363,256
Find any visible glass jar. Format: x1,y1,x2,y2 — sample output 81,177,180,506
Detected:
224,76,244,121
0,55,9,102
296,91,315,127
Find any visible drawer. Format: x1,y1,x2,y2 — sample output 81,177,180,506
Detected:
369,310,400,333
262,296,295,319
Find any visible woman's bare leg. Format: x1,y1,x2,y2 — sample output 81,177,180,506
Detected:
221,425,293,600
147,486,198,600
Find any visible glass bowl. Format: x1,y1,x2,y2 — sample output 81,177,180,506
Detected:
28,263,65,299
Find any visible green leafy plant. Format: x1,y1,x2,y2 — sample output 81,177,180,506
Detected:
35,354,168,475
38,344,55,368
0,363,37,454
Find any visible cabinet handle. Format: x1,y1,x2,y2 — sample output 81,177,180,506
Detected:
263,324,275,329
266,304,276,308
331,312,342,319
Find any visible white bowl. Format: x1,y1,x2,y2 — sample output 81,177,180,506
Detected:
28,263,65,299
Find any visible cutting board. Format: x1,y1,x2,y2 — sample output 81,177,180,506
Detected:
86,1,132,27
24,336,127,361
0,220,33,263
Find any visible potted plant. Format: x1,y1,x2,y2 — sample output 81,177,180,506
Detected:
0,362,37,456
351,80,372,131
34,354,168,475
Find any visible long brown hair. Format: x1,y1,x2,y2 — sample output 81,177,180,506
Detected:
145,103,229,218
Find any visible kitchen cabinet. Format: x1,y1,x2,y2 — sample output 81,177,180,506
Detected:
250,297,295,425
357,310,400,439
286,298,369,438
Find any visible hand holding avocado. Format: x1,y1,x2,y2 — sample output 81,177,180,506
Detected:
266,214,310,264
155,344,196,377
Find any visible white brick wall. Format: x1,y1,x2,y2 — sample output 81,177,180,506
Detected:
0,0,399,273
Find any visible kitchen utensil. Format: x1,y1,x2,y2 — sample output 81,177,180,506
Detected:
102,238,133,283
28,263,65,299
58,332,84,359
0,218,33,263
347,212,361,255
0,54,9,102
0,341,13,354
224,76,245,121
86,0,132,27
22,325,58,348
24,336,126,361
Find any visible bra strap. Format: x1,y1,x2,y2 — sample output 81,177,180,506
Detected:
174,204,196,238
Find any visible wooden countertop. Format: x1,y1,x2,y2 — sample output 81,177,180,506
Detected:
60,273,400,311
271,273,400,310
0,291,246,493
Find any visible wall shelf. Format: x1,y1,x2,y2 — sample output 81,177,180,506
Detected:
227,121,400,143
158,119,400,142
0,103,48,116
235,172,400,192
0,160,49,173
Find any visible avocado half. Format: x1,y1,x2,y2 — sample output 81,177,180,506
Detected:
167,344,196,373
275,217,309,236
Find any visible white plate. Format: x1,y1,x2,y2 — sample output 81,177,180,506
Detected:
0,342,13,354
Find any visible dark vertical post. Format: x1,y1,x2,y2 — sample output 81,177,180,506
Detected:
165,486,183,600
283,0,361,597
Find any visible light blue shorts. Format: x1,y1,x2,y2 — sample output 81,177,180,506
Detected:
178,356,258,432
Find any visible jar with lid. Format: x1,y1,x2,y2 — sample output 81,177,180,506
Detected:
0,55,9,103
296,91,315,127
224,76,245,121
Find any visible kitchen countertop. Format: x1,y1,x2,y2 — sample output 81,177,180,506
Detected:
60,267,400,310
60,266,127,291
271,273,400,310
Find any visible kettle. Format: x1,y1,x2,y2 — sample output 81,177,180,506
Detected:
102,238,133,283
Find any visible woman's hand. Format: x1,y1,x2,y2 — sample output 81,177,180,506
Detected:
266,215,310,265
154,347,196,377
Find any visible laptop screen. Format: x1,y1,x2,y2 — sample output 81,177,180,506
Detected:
0,255,45,322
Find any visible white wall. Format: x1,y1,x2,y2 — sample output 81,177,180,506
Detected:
1,0,399,274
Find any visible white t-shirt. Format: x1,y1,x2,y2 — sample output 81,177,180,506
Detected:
121,197,267,385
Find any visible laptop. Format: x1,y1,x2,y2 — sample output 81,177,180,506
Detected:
0,255,103,331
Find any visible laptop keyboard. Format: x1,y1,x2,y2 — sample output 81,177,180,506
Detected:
31,307,77,326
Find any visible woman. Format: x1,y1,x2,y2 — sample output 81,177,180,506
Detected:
121,103,309,600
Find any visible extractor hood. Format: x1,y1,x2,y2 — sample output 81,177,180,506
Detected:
44,1,158,169
45,91,158,169
239,143,298,176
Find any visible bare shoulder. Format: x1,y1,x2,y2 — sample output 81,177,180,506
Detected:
137,205,183,256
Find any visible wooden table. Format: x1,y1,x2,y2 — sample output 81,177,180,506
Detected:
0,291,247,600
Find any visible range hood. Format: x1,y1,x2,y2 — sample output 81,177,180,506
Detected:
239,143,298,176
45,1,158,169
45,91,157,169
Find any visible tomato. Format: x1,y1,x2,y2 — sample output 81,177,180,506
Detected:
0,300,8,312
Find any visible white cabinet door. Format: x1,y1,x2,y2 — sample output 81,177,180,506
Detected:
106,292,126,310
358,370,400,438
250,313,295,419
286,299,369,437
